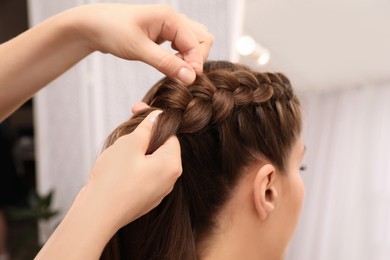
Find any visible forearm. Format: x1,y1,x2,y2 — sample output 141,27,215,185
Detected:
0,8,92,121
35,185,120,259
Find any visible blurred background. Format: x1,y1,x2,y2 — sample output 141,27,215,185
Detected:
0,0,39,259
0,0,389,259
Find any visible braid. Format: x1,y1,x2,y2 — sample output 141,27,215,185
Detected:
142,62,294,128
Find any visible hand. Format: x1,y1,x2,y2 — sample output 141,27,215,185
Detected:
0,3,213,121
73,4,214,83
131,101,150,114
36,108,181,260
85,110,182,229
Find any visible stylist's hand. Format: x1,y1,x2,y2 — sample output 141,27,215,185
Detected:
36,110,181,260
86,110,181,230
1,3,213,120
73,3,213,83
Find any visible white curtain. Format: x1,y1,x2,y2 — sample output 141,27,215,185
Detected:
287,83,390,260
28,0,243,244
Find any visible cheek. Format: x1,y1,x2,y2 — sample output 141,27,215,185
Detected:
292,173,305,216
278,174,305,247
283,173,305,233
296,174,305,206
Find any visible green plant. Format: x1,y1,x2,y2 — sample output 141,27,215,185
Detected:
28,190,59,221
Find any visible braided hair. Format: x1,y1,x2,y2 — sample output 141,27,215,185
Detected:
101,61,302,260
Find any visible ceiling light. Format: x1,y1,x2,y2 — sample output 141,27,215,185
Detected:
237,35,256,56
236,35,271,65
257,51,270,65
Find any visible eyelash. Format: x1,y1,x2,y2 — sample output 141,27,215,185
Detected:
300,165,307,171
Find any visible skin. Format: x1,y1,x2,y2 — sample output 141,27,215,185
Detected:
0,3,213,259
200,137,306,260
0,3,213,121
36,110,181,259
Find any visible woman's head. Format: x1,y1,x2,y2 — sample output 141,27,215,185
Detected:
102,61,304,259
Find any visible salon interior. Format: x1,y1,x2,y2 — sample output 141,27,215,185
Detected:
1,0,389,259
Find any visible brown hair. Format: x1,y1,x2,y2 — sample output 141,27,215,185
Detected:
101,61,302,259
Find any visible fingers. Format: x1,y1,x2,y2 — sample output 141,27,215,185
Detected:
130,103,182,184
180,17,214,62
149,135,182,181
131,101,150,114
129,110,162,153
162,13,214,75
139,40,197,84
138,6,213,83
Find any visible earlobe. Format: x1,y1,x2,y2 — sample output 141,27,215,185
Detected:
253,164,277,221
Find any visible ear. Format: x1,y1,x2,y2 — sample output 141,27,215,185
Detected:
253,164,278,221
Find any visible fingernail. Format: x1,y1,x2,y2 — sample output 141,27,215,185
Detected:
177,67,195,84
148,110,163,123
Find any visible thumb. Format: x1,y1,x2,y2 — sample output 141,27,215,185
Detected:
139,40,196,84
130,110,163,153
148,135,182,183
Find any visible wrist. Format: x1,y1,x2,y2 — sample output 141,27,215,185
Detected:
79,178,139,232
71,183,121,237
60,5,108,54
52,6,95,55
36,185,118,259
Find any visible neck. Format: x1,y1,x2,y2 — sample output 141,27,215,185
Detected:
199,216,285,260
198,174,286,260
